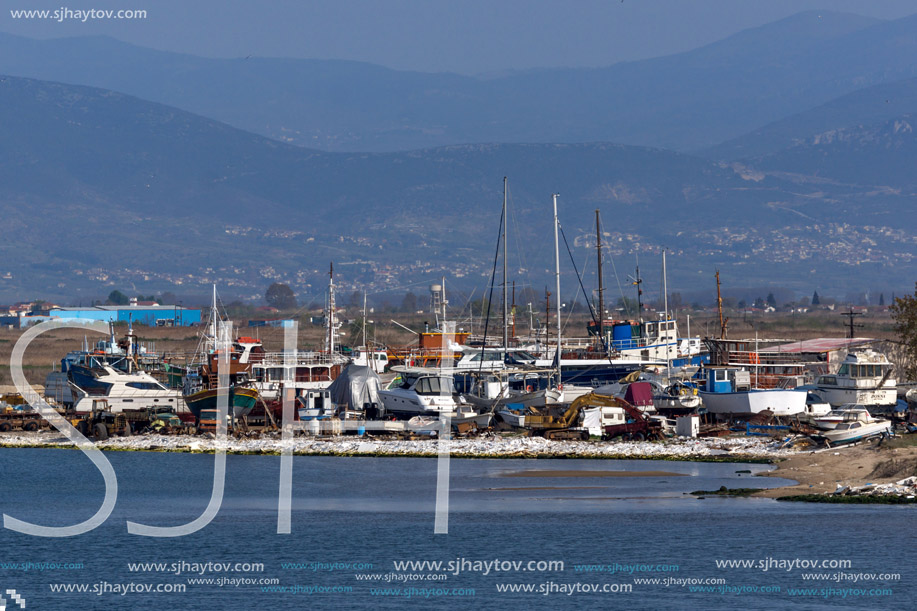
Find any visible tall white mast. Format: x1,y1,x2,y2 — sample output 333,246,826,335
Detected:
553,193,562,386
502,176,508,350
663,250,670,380
327,263,335,354
362,292,367,349
210,284,217,345
441,275,447,323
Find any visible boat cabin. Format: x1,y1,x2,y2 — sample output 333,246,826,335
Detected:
703,368,751,394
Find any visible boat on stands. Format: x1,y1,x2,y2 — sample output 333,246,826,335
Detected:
69,363,185,416
55,323,187,416
182,288,259,422
797,391,833,424
697,367,806,417
816,349,897,407
379,369,465,417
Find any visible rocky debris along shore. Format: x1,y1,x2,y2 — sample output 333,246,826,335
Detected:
832,476,917,498
0,431,794,460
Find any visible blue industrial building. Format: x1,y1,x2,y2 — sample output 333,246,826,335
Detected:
48,305,202,326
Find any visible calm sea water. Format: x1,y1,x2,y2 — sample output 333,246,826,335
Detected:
0,449,913,609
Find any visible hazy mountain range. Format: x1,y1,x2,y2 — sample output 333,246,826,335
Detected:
0,9,915,303
2,10,916,153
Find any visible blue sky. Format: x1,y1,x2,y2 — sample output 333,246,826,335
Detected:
2,0,916,73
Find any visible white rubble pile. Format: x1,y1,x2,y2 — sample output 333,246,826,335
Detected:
833,476,917,498
1,431,796,459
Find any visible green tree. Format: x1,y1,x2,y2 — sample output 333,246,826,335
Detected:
265,283,297,310
615,296,638,315
401,291,419,312
766,292,776,308
812,291,820,305
107,290,129,305
890,283,917,381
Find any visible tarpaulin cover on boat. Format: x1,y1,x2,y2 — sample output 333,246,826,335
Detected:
624,381,654,408
327,364,382,411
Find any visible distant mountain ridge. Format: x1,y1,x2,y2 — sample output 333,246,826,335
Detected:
703,77,917,160
2,10,914,153
0,75,914,302
750,113,917,187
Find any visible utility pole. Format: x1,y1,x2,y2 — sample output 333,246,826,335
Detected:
840,307,864,339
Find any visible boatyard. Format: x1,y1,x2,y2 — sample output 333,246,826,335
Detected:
5,3,917,609
2,293,915,505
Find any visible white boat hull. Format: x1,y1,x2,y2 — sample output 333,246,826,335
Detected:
496,409,527,427
378,389,458,416
817,387,897,408
699,389,806,416
821,420,891,444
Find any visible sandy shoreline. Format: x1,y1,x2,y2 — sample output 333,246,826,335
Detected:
754,437,917,498
8,432,914,499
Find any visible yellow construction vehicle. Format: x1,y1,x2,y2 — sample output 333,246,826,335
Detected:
525,392,663,441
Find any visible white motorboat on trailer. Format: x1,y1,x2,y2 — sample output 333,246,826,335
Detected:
818,413,891,445
813,405,875,431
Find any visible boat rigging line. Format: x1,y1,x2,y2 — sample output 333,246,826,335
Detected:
477,187,507,372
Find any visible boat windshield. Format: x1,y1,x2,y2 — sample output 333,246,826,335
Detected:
414,377,454,395
126,381,167,391
469,351,504,362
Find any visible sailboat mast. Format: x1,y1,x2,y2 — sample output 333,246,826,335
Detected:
663,250,668,321
595,209,604,350
716,269,728,339
328,263,335,354
545,288,551,349
634,261,644,323
502,177,508,350
553,193,562,385
511,281,516,339
663,250,670,380
210,284,217,347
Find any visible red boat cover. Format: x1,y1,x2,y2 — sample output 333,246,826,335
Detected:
624,382,654,408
